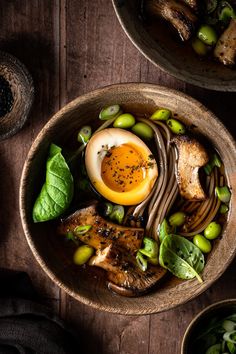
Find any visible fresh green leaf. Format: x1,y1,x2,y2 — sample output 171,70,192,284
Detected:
159,234,205,283
159,219,173,243
33,144,74,222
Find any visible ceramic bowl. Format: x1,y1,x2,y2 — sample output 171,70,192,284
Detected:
20,83,236,315
181,299,236,354
112,1,236,91
0,51,34,141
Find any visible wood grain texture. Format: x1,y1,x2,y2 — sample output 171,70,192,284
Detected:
0,1,236,353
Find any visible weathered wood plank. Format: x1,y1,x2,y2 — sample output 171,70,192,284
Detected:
0,0,60,299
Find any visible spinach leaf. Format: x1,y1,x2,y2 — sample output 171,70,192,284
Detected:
159,234,205,283
33,143,74,222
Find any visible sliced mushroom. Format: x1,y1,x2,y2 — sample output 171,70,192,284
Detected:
58,203,143,254
172,135,209,201
145,0,197,41
214,19,236,66
89,244,167,296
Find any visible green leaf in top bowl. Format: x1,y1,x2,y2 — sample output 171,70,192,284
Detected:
159,234,205,283
32,143,74,222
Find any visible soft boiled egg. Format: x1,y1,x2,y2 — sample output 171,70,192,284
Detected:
85,128,158,205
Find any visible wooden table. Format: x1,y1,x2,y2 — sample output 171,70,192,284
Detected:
0,1,235,353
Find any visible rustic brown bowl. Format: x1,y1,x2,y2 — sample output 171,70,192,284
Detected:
181,299,236,354
112,1,236,91
0,51,34,140
20,83,236,315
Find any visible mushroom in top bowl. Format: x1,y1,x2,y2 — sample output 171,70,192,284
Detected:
20,83,236,315
112,1,236,91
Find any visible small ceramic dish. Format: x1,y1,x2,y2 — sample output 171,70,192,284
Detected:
0,51,34,141
181,299,236,354
112,1,236,91
20,83,236,315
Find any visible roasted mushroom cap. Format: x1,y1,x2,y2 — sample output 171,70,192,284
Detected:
214,19,236,66
145,0,197,41
58,203,143,254
89,244,166,296
172,135,209,201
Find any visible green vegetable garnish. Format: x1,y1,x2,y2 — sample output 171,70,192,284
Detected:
73,245,94,265
159,219,173,243
220,204,229,214
159,234,205,283
204,153,222,175
74,225,92,235
194,312,236,354
136,251,148,272
99,104,122,120
193,234,212,254
109,205,125,224
167,118,186,135
204,222,222,240
215,186,231,203
77,125,92,144
192,38,209,56
139,237,158,258
32,144,74,222
150,108,171,121
219,6,236,23
131,122,154,140
197,25,218,46
169,211,186,227
103,202,113,216
113,113,135,129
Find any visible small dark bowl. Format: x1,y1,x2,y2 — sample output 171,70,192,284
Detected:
181,299,236,354
0,51,34,140
112,0,236,91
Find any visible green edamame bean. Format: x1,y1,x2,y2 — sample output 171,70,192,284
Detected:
219,204,229,214
167,119,186,135
99,104,122,120
197,25,218,46
192,38,209,56
169,211,186,227
193,234,212,253
103,202,113,216
77,126,92,144
131,122,154,140
150,108,171,121
73,245,94,265
204,222,222,240
136,251,148,272
113,113,135,129
109,205,124,224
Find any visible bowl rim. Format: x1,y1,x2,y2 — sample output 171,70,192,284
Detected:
181,298,236,354
112,0,236,92
0,50,34,141
20,82,236,315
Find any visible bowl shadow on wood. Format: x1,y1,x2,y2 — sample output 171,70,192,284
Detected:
0,33,58,133
112,0,236,91
20,83,236,315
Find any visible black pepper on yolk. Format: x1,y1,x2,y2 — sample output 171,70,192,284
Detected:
101,144,146,193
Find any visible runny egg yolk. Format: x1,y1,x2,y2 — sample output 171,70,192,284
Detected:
101,143,147,193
